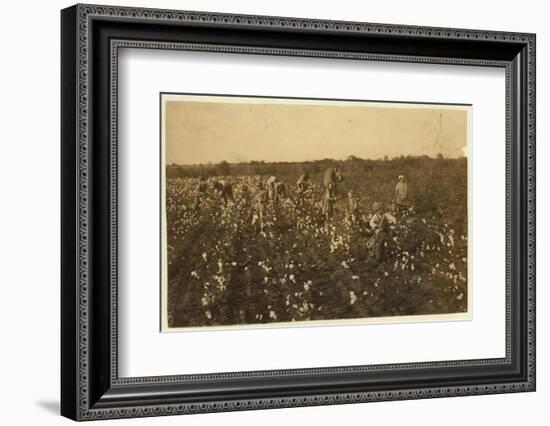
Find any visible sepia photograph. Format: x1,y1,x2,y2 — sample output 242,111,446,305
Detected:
161,94,471,331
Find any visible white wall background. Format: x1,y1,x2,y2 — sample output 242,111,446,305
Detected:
0,0,546,424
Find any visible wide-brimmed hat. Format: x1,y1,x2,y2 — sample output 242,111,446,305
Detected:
398,175,405,179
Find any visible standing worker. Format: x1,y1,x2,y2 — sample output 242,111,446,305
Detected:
210,178,233,205
192,175,208,211
266,175,279,203
321,182,337,221
345,190,360,224
323,167,343,194
250,182,268,233
367,202,396,262
394,175,408,213
296,171,310,193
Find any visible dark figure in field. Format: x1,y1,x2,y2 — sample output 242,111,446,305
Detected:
296,171,310,193
191,176,208,211
266,176,287,204
210,178,233,205
274,181,288,204
266,175,278,202
394,174,408,214
321,182,337,221
294,171,310,213
323,167,343,193
250,183,268,233
345,190,360,224
367,202,397,262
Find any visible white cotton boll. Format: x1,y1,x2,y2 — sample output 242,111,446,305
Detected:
349,291,357,305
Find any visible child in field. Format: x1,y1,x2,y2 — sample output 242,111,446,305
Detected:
294,171,310,214
296,171,310,193
345,190,360,224
367,202,397,262
191,176,208,211
266,175,279,202
250,182,268,233
210,178,233,206
321,182,337,221
394,174,409,214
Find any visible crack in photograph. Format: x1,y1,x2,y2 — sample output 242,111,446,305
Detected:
160,93,471,331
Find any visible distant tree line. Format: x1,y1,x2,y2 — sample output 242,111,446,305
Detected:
166,154,464,178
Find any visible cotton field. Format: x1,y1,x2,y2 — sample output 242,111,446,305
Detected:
165,159,468,328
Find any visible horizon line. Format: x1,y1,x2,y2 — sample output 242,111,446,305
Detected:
167,155,466,167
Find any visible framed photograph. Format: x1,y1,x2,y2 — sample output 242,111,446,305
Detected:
61,4,536,421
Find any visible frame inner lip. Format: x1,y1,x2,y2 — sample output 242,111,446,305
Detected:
109,39,513,385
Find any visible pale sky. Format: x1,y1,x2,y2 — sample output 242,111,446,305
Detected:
164,95,470,165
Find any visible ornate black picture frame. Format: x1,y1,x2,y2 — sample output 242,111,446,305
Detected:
61,4,536,421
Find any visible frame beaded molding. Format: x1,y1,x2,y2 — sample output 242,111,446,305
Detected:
83,382,530,420
74,4,535,420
